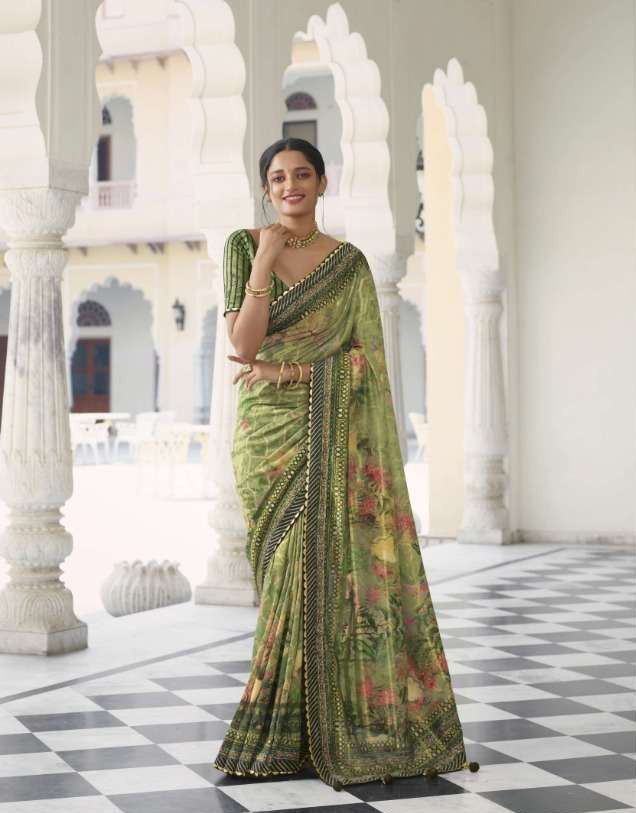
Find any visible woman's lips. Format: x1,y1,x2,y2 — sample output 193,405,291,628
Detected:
283,194,305,204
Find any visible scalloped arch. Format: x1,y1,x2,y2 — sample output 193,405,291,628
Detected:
68,276,157,359
287,2,394,252
421,58,509,543
170,0,252,259
423,58,498,275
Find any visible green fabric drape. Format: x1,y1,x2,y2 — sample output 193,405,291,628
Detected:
214,230,468,788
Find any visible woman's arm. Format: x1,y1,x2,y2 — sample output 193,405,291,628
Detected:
225,225,290,362
229,356,310,389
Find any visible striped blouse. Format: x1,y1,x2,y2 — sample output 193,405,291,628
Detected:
222,229,288,316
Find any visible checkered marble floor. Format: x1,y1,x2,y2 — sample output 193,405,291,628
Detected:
0,544,634,812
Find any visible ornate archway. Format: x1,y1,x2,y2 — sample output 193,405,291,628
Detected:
170,0,257,606
68,278,157,415
287,2,394,254
422,58,510,544
285,3,407,455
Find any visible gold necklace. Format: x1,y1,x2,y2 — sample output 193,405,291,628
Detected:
285,224,320,249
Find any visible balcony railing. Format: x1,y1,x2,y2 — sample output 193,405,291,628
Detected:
85,180,137,210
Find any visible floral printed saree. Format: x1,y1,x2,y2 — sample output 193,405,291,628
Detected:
214,228,469,788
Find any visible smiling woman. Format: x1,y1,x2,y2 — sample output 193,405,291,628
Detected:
213,138,478,790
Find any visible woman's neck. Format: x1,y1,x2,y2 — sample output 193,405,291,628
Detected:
277,213,318,236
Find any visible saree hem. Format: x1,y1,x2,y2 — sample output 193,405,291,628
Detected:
213,755,310,778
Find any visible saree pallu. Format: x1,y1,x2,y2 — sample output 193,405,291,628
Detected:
214,233,468,788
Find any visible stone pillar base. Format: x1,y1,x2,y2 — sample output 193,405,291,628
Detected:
457,528,512,545
195,583,258,607
0,622,87,656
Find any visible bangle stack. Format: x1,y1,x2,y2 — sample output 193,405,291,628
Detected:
245,279,273,298
276,361,287,390
276,361,304,389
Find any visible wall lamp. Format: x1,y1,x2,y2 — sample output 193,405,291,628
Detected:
172,298,186,331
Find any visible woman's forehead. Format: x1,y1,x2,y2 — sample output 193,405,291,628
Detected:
268,151,313,174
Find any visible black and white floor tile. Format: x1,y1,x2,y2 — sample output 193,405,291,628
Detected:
0,545,634,812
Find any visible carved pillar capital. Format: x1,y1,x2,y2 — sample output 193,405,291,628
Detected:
0,187,80,241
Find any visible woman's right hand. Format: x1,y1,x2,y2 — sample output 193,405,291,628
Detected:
256,223,292,261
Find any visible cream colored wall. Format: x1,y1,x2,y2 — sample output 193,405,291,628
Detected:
513,0,636,537
68,52,196,244
422,86,464,537
65,241,214,421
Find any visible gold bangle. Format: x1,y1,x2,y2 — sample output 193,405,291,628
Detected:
245,286,271,298
276,361,287,390
246,278,272,292
245,280,272,295
287,361,302,388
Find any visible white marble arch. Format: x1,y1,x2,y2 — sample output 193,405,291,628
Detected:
169,0,257,606
67,276,158,361
66,277,158,415
287,2,394,253
286,2,407,456
422,58,510,544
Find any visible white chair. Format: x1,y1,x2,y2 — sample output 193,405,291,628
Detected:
70,419,110,464
113,421,138,461
408,412,429,463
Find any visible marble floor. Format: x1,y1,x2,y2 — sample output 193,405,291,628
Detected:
0,543,634,811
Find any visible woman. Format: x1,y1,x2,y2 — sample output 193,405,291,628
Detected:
214,138,478,790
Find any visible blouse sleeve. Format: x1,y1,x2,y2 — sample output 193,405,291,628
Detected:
222,229,252,316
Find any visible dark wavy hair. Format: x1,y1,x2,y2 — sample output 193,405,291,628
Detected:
258,138,326,189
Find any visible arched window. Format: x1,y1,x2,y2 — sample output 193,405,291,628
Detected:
285,92,317,111
77,300,112,327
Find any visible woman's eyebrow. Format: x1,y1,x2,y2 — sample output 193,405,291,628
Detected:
268,165,312,176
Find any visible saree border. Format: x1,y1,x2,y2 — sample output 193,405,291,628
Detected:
303,351,467,788
303,350,352,788
249,447,307,595
267,243,360,335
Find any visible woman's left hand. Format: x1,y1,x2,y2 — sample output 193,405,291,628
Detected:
228,355,277,390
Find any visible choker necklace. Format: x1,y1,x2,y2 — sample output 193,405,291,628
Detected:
285,225,320,249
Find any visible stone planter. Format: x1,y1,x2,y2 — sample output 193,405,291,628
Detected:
101,560,192,617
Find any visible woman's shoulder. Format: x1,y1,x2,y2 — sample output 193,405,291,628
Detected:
225,228,257,256
341,240,370,269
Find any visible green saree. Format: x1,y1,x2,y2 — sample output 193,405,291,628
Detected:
214,228,469,788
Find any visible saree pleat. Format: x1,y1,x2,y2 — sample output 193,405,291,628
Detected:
214,231,468,787
217,516,308,775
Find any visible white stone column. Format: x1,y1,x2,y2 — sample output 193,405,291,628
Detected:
192,349,209,424
457,272,510,544
0,1,101,652
372,252,408,461
195,263,258,606
0,189,87,654
423,58,511,543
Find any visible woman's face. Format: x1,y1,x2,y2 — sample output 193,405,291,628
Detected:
265,149,326,218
